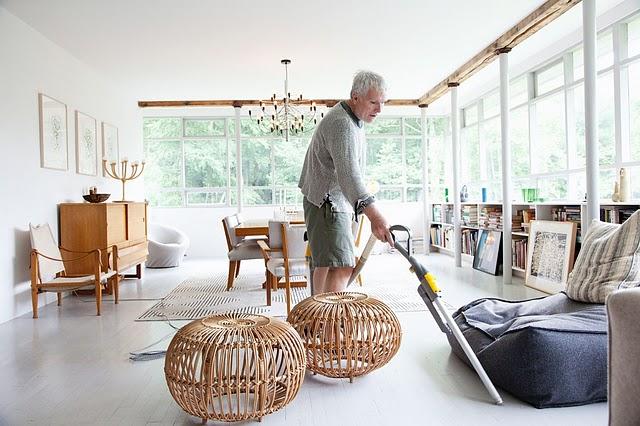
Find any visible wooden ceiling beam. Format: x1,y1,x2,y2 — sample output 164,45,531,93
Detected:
417,0,582,106
137,98,419,108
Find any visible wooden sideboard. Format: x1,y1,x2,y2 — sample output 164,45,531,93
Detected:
59,202,148,278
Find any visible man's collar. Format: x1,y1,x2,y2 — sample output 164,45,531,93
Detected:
340,101,364,128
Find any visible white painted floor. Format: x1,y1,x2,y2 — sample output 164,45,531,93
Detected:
0,252,608,425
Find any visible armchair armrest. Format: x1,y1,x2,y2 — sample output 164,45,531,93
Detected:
257,240,271,261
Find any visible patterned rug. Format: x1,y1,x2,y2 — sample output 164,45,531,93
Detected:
136,271,436,321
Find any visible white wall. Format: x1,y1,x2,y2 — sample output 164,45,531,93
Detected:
0,7,142,324
150,202,425,259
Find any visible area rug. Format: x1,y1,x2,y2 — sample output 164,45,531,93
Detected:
136,271,436,321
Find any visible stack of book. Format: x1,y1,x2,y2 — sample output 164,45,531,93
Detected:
552,206,581,234
479,206,503,230
462,205,479,226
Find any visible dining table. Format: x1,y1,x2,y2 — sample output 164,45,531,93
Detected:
234,219,305,238
235,218,307,289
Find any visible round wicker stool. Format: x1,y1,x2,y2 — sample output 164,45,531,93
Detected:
164,314,306,423
287,292,402,382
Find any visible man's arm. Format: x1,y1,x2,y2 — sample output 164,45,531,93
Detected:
362,202,393,246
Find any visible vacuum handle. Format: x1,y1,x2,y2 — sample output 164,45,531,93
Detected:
389,224,428,280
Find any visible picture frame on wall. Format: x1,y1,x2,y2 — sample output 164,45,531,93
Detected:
473,229,502,275
75,111,98,176
38,93,68,170
525,220,577,294
101,122,119,177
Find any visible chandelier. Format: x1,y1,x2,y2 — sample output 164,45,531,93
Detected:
248,59,323,141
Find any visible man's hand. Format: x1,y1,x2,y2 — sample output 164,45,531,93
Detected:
362,203,393,247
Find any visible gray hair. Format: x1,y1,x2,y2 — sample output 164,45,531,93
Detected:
350,70,387,98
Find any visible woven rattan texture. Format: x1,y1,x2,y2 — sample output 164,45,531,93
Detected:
287,292,402,381
164,314,306,422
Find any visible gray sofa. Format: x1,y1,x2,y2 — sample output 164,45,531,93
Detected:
607,287,640,426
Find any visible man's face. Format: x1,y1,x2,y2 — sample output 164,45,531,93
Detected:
351,88,386,123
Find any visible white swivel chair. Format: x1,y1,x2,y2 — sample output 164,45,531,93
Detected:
146,223,190,268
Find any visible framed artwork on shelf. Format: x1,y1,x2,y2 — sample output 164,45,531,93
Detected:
525,220,577,294
473,229,502,275
101,122,119,176
75,111,98,176
38,93,68,170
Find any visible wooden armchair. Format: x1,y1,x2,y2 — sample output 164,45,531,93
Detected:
221,215,264,290
29,223,119,318
257,220,308,314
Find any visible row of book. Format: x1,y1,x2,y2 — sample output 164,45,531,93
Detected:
429,225,454,248
462,205,479,226
601,207,637,224
432,204,454,224
512,238,528,270
462,229,477,256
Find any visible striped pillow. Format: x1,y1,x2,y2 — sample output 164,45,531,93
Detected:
565,211,640,303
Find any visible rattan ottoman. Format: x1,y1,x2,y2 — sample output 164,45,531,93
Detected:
164,314,306,423
287,292,402,382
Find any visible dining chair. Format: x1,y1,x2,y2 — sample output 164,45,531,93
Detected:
29,223,119,318
257,220,308,314
221,215,264,290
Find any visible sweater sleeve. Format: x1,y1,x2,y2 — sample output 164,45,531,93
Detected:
325,118,373,212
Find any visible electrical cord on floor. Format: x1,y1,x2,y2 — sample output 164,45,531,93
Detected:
129,301,183,362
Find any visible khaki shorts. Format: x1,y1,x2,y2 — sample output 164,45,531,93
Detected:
303,197,355,268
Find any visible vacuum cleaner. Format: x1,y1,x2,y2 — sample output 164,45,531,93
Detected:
347,224,503,405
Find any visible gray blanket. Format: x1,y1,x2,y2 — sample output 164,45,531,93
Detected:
461,292,607,338
450,293,608,408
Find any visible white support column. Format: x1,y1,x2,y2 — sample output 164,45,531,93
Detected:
498,48,512,284
420,105,431,254
234,107,243,213
450,83,462,267
583,0,599,231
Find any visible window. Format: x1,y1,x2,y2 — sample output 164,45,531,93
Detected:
481,117,501,182
536,61,564,95
511,106,530,177
532,92,566,173
629,17,640,58
463,104,478,126
629,60,640,161
483,92,500,118
571,73,616,167
573,32,614,81
510,76,528,107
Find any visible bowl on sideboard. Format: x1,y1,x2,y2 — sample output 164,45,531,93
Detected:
83,193,110,203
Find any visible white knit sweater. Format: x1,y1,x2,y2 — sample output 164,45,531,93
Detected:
298,101,371,213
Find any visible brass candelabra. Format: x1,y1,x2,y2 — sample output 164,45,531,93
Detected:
103,157,145,202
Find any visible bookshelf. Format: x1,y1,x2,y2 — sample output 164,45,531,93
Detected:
428,201,640,277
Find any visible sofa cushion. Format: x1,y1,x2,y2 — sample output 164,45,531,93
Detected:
565,210,640,303
450,293,607,408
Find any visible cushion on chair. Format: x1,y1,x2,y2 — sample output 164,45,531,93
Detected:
228,240,263,261
565,211,640,303
450,293,608,408
266,258,308,277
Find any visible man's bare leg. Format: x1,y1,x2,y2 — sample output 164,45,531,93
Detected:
313,266,352,294
312,267,328,295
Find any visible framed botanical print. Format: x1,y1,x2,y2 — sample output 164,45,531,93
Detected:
75,111,97,176
525,220,577,294
38,93,68,170
101,122,119,176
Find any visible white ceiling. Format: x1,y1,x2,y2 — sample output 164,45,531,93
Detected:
1,0,630,109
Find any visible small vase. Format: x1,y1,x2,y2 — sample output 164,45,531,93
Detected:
612,181,620,202
619,168,630,202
